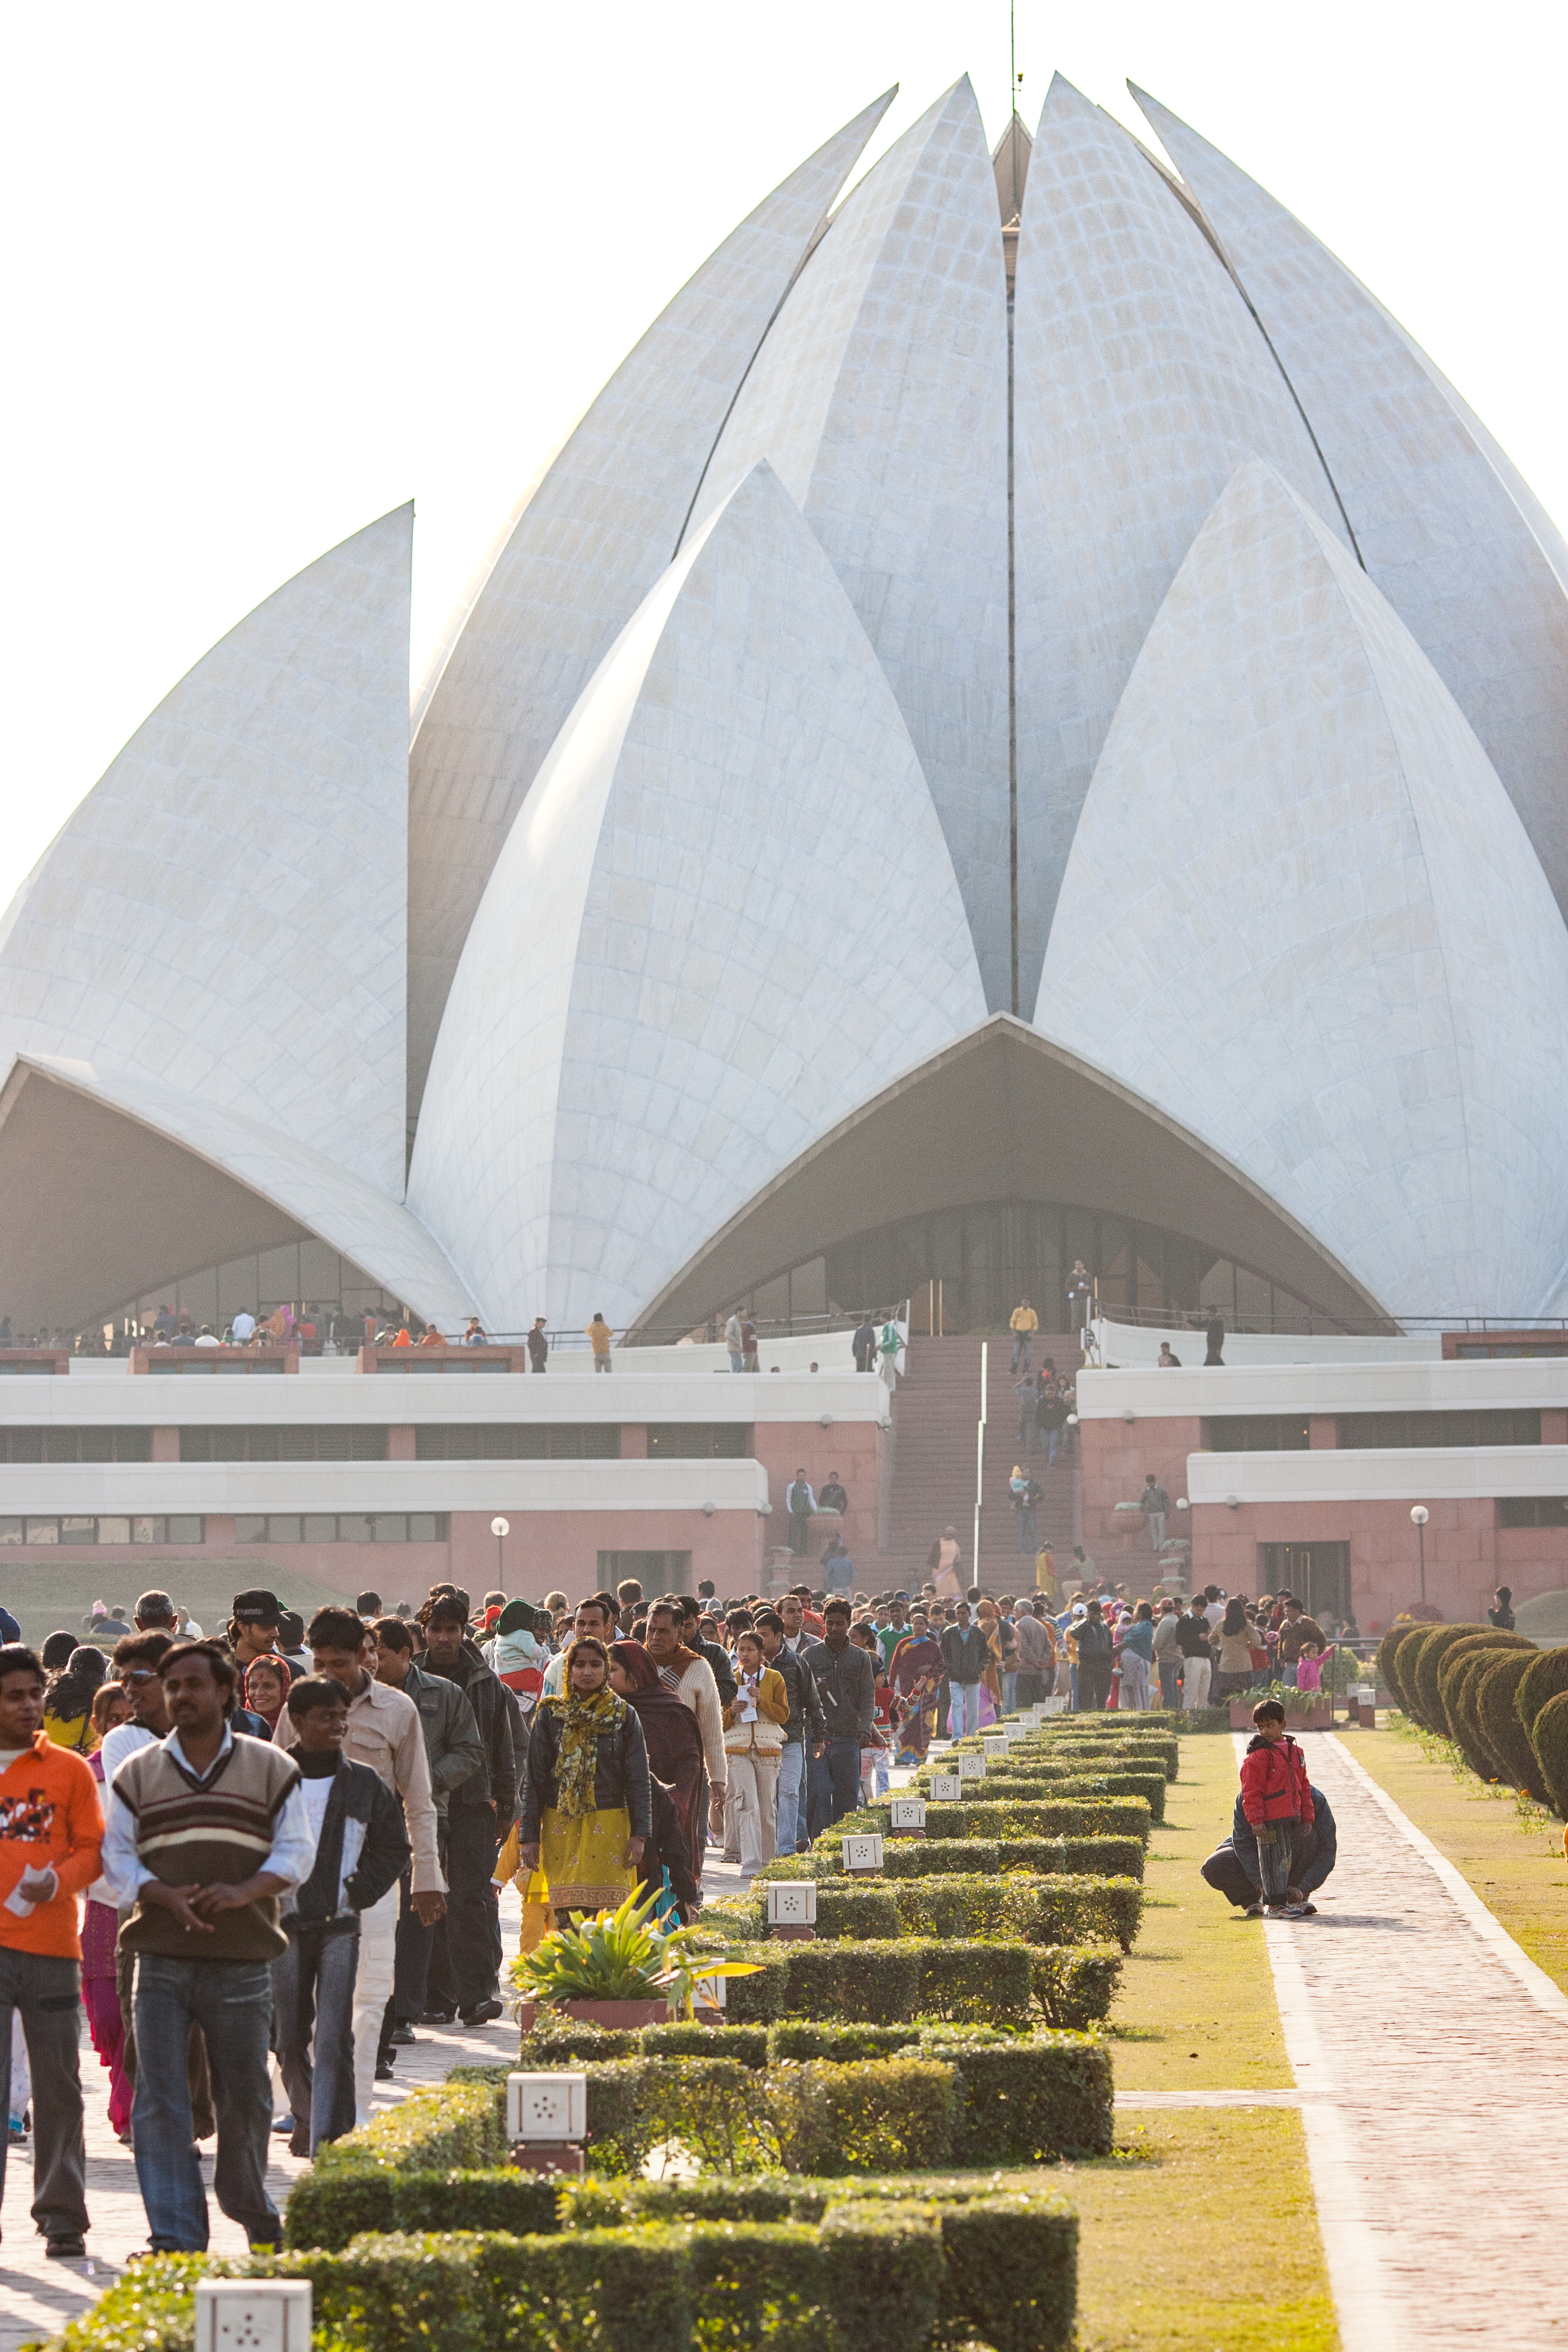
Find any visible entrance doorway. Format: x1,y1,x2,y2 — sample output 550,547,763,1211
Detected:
597,1549,692,1597
1256,1542,1351,1626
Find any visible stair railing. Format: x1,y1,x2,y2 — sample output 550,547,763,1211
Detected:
973,1340,987,1579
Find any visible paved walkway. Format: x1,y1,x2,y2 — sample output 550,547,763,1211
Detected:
1234,1732,1568,2352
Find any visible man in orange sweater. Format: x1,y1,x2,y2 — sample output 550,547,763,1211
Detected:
0,1643,105,2257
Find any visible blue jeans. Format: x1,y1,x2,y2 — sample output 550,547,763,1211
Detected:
1002,1671,1018,1715
729,1351,744,1372
1016,1509,1037,1555
807,1739,861,1839
1158,1661,1181,1709
271,1922,359,2156
775,1741,805,1855
1011,1336,1031,1372
1044,1424,1063,1465
948,1683,983,1738
132,1953,279,2250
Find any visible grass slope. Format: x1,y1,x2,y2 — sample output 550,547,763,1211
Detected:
1108,1726,1292,2092
1,1555,360,1648
1069,2111,1336,2352
1339,1720,1568,1994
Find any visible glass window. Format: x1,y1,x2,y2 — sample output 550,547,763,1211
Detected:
97,1518,132,1546
79,1428,115,1464
337,1514,373,1544
45,1429,79,1464
60,1516,97,1545
406,1514,444,1543
301,1515,337,1544
372,1516,407,1542
266,1517,301,1545
165,1517,204,1545
7,1430,42,1463
235,1516,268,1545
279,1428,317,1461
0,1518,23,1544
131,1516,160,1544
26,1519,59,1544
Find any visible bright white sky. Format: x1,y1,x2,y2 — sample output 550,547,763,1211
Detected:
3,0,1564,912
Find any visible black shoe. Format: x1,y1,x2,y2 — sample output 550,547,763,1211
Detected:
389,2022,417,2046
46,2236,88,2261
459,1998,505,2026
375,2059,395,2079
418,2005,456,2024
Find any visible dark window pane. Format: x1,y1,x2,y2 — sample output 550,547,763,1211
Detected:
246,1428,279,1462
0,1518,21,1544
78,1428,115,1464
406,1514,442,1542
278,1428,315,1461
301,1515,337,1543
373,1516,407,1542
414,1427,447,1460
7,1431,42,1463
179,1429,214,1463
45,1429,79,1464
60,1516,97,1544
165,1516,205,1545
350,1428,388,1461
337,1514,373,1543
235,1516,268,1544
267,1516,301,1545
115,1428,152,1463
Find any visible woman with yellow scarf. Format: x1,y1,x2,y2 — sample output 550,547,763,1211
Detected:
518,1637,652,1923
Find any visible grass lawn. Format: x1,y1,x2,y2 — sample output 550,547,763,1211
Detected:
1108,1727,1292,2092
1337,1718,1568,1993
1067,2111,1336,2351
4,1553,361,1649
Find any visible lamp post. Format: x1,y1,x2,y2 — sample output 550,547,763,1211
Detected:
1410,1504,1428,1605
491,1515,510,1591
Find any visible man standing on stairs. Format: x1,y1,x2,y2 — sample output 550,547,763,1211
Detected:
1009,1297,1038,1373
785,1471,817,1560
1138,1473,1171,1557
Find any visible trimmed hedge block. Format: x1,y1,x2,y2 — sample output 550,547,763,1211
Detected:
1030,1943,1124,2028
767,2057,958,2174
767,2021,922,2063
942,2035,1114,2163
903,1795,1154,1843
1476,1651,1553,1800
640,2020,769,2066
1530,1687,1568,1818
767,1934,1036,2024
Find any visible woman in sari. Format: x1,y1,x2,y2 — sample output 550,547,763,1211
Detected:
973,1600,1007,1725
82,1680,134,2136
519,1636,650,1922
607,1639,707,1900
43,1645,109,1750
888,1609,944,1764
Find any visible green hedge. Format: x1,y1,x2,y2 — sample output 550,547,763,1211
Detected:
768,2021,922,2062
822,1833,1144,1885
1409,1624,1487,1728
916,1767,1167,1818
1530,1687,1568,1817
761,1934,1037,2023
895,1795,1153,1842
1030,1943,1124,2028
1516,1644,1568,1737
1475,1651,1552,1801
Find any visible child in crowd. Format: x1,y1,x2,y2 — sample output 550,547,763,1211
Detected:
1294,1641,1326,1695
1238,1697,1314,1918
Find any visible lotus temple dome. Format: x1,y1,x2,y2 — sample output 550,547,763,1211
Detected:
5,74,1568,1339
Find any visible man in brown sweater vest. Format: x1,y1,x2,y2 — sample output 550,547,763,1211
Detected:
103,1641,311,2253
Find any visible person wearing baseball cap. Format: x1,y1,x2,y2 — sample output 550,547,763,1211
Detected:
227,1592,283,1673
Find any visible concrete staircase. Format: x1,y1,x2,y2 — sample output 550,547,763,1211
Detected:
876,1334,1083,1592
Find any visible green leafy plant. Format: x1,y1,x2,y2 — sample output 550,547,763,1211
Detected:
509,1888,760,2016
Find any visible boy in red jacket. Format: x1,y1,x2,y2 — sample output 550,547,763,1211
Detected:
1238,1698,1314,1918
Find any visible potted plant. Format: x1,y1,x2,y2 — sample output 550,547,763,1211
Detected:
509,1889,758,2031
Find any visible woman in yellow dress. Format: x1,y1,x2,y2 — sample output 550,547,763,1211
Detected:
518,1636,650,1923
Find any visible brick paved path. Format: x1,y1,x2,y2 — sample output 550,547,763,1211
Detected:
1250,1733,1568,2352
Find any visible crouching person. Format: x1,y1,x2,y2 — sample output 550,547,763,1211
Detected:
1202,1784,1337,1916
273,1677,410,2155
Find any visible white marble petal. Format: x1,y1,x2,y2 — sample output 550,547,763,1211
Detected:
9,1050,477,1325
405,91,895,1112
0,509,412,1196
1013,75,1351,1002
409,462,987,1332
1036,458,1568,1320
686,78,1012,1010
1132,85,1568,929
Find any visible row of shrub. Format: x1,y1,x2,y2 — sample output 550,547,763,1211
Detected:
287,2041,1112,2244
942,1729,1179,1781
707,1863,1142,1942
1377,1620,1568,1813
60,2169,1079,2352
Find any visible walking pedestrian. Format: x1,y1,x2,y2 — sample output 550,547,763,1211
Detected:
928,1526,964,1601
1014,1369,1040,1453
801,1600,874,1836
1073,1600,1114,1712
104,1640,310,2253
609,1640,710,1877
273,1611,446,2122
1116,1602,1155,1710
369,1617,483,2054
1012,1598,1056,1710
1153,1598,1183,1709
1138,1473,1171,1557
1238,1699,1314,1916
821,1536,854,1598
411,1596,514,2026
1039,1379,1070,1467
518,1638,650,1922
1009,1297,1038,1373
81,1681,134,2141
887,1608,944,1761
642,1604,727,1890
1175,1597,1214,1711
271,1676,409,2155
721,1630,787,1883
939,1602,989,1738
0,1643,103,2259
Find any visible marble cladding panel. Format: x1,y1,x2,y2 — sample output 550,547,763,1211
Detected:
1012,75,1355,1008
0,510,413,1197
1036,457,1568,1321
404,91,895,1109
1134,86,1568,936
690,78,1012,1010
409,462,986,1330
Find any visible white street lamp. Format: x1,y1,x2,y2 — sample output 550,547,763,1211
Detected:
491,1514,510,1589
1410,1504,1428,1604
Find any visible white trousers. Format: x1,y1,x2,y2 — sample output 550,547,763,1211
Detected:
1119,1654,1151,1710
724,1751,780,1878
1181,1657,1213,1712
352,1884,398,2125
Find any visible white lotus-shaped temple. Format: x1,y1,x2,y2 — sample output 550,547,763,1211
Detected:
7,73,1568,1337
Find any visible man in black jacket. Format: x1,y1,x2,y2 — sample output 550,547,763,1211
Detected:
678,1596,737,1710
371,1617,484,2053
801,1599,873,1837
1073,1600,1114,1712
272,1676,410,2155
939,1602,990,1738
1203,1785,1337,1915
754,1608,825,1856
418,1596,515,2025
